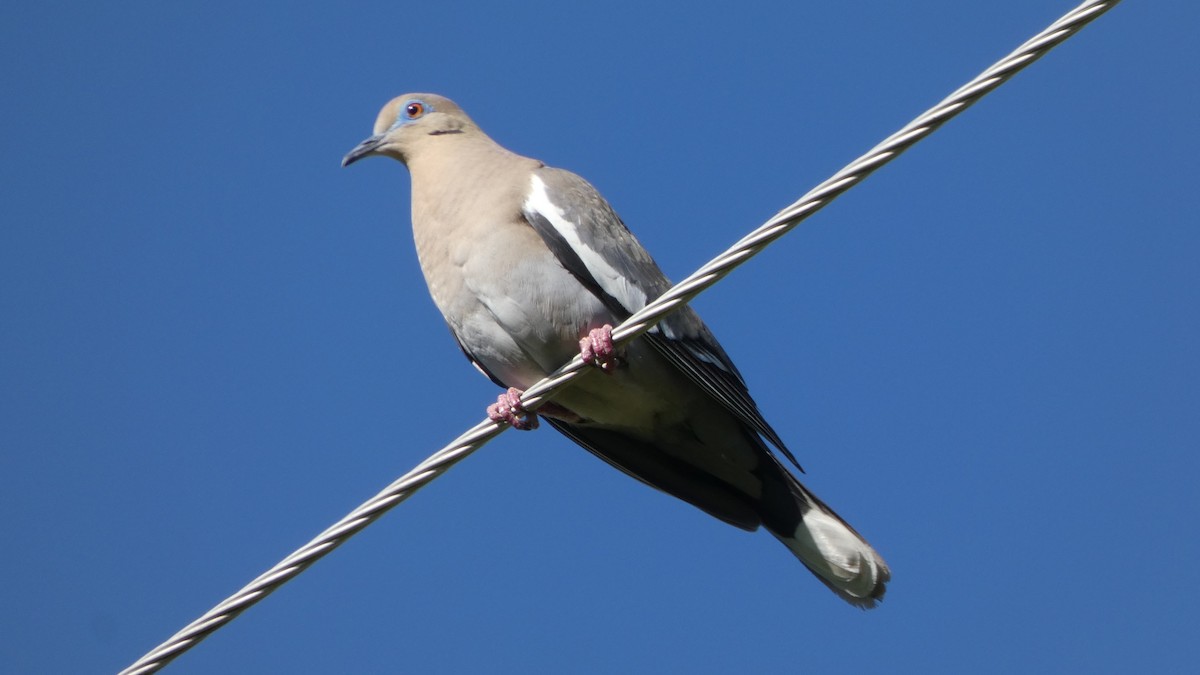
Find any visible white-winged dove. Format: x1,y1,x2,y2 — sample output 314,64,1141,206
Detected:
344,94,889,607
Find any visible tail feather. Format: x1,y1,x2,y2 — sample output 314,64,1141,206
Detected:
772,483,890,608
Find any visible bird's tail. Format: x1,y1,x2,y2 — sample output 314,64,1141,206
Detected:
769,479,890,608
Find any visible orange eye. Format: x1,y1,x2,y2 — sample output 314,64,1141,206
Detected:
404,102,425,119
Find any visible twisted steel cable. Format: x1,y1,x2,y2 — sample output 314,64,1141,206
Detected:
120,1,1122,671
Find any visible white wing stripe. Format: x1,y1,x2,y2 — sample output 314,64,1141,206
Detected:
524,174,648,312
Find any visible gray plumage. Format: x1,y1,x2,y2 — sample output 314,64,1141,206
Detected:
343,93,889,607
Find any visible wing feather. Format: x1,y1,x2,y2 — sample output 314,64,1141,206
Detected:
522,168,799,470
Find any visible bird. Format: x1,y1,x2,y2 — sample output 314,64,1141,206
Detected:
343,93,889,607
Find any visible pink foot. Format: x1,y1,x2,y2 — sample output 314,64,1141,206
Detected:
487,387,539,430
579,324,621,373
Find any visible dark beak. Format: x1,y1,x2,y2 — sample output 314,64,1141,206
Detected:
342,133,386,167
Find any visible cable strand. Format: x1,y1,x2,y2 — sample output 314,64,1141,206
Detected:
119,2,1121,671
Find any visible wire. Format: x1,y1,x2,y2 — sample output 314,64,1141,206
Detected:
119,2,1122,671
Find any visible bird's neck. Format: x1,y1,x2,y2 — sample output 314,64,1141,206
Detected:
408,139,538,228
407,138,542,294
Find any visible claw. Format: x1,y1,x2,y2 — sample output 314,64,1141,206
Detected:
487,387,539,430
579,324,622,373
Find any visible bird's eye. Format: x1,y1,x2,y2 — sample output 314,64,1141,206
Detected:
404,102,425,119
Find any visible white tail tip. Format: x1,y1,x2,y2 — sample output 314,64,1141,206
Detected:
775,499,890,608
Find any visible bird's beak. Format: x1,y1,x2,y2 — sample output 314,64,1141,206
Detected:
342,133,386,167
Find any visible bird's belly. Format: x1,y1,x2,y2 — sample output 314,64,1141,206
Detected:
556,336,714,438
443,238,614,387
423,219,695,434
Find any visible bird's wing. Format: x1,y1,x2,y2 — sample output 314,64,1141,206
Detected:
522,167,799,470
544,418,762,531
449,326,508,388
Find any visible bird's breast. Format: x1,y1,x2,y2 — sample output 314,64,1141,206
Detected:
414,206,613,389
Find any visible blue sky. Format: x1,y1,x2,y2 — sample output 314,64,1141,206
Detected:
3,1,1196,673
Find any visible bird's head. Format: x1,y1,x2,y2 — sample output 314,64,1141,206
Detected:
342,93,473,167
